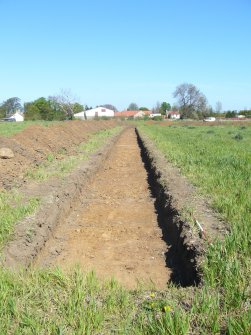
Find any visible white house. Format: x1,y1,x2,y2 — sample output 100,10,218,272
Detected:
166,111,181,119
149,113,162,118
4,111,24,122
74,107,114,120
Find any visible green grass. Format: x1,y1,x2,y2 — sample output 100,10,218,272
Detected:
0,121,59,137
0,268,191,335
0,191,40,249
138,123,251,333
25,127,121,181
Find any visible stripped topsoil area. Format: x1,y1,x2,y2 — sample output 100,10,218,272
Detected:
0,120,118,190
1,124,226,290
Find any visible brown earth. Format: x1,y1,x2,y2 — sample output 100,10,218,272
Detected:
2,122,226,289
34,128,170,289
0,120,117,190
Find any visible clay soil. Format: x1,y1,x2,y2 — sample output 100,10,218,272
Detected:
35,128,170,289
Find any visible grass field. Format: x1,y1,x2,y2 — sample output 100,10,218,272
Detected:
0,123,250,334
138,123,251,333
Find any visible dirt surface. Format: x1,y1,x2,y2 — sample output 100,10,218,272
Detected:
35,128,170,289
0,120,117,190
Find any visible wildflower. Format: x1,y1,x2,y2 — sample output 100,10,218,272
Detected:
150,293,155,298
163,305,172,313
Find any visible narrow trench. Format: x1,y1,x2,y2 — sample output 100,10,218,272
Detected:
32,127,200,288
136,128,200,287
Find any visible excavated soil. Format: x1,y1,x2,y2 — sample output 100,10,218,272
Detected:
35,128,170,289
2,122,226,289
0,120,117,190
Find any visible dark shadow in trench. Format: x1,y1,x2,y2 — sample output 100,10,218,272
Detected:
135,128,200,287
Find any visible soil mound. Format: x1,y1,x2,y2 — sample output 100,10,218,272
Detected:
0,120,117,189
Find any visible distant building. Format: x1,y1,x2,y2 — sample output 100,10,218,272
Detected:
166,111,181,119
204,117,216,122
149,113,162,118
115,110,151,119
2,111,24,122
74,107,114,120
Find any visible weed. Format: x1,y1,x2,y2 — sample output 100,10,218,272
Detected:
233,133,243,140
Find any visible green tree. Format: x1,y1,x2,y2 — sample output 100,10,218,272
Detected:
127,103,138,111
159,102,171,115
239,110,251,117
139,107,149,111
72,102,84,114
225,110,237,118
24,97,65,121
0,97,22,118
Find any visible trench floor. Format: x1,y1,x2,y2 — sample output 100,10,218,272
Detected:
35,128,170,288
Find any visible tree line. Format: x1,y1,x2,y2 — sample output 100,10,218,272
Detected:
0,92,84,121
1,84,250,120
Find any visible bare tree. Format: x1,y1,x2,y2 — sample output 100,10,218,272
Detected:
215,101,222,114
51,89,80,119
173,83,207,118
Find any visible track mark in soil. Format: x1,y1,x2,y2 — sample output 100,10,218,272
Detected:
35,128,170,289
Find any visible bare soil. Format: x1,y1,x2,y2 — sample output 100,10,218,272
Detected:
2,122,226,290
0,120,117,190
35,128,170,289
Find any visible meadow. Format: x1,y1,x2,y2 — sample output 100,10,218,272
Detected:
138,123,251,333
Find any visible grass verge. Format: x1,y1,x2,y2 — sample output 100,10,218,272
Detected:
0,267,192,335
0,191,40,249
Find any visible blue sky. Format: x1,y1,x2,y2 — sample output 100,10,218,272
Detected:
0,0,250,111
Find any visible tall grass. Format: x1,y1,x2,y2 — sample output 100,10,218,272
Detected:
139,124,251,333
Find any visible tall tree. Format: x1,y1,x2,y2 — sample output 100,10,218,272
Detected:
127,102,138,111
0,97,22,117
51,89,80,119
215,101,222,114
152,101,161,114
24,97,65,121
159,102,171,115
173,83,207,118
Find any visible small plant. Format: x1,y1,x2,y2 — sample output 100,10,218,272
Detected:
233,133,243,140
46,153,54,162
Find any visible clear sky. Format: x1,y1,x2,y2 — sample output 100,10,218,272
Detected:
0,0,250,111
